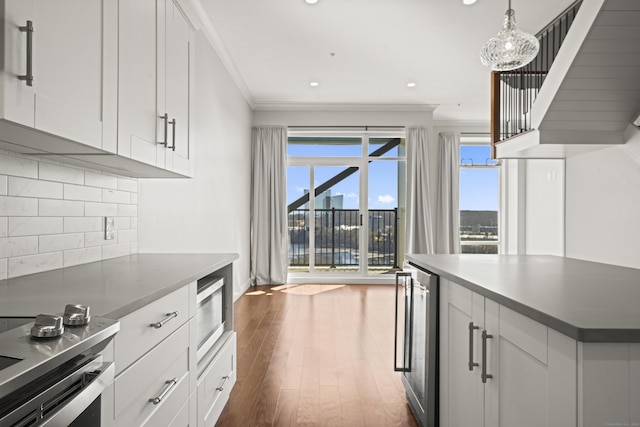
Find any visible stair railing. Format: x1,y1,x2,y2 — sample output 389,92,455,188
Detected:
491,0,583,158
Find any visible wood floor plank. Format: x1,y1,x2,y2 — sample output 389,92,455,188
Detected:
215,284,419,427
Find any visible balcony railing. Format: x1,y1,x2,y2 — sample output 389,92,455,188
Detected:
491,0,582,156
288,208,399,269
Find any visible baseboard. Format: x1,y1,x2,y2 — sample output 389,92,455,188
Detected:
234,277,252,301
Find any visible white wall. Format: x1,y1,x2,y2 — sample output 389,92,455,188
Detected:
566,131,640,268
138,31,252,299
0,151,138,280
502,159,565,256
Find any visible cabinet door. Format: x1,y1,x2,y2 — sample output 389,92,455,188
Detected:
446,282,485,427
163,0,192,176
118,0,162,166
485,304,576,427
1,0,116,151
33,0,114,150
1,0,35,126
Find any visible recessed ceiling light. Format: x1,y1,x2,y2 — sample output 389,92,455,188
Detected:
309,81,319,87
407,82,417,88
305,0,318,4
462,0,477,4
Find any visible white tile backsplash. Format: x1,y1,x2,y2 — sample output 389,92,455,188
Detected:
63,217,103,233
117,178,137,193
103,189,130,204
64,183,102,202
85,202,118,217
39,233,84,253
85,171,118,190
0,259,6,281
0,153,38,179
0,176,7,195
39,163,84,185
0,151,138,279
117,204,137,217
9,217,64,236
39,199,84,217
0,196,38,216
0,236,39,258
63,247,101,268
8,177,63,199
8,252,63,279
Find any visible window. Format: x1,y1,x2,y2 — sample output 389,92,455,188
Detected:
459,137,499,254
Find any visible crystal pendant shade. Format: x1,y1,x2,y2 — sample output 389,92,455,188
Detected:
480,4,540,71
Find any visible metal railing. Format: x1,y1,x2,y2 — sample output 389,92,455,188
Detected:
288,208,399,269
491,1,582,155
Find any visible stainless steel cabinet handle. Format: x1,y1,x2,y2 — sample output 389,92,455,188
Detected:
468,322,480,371
149,311,178,329
167,118,176,151
158,113,169,146
149,378,177,405
216,375,230,392
18,21,34,86
394,271,411,372
481,329,493,383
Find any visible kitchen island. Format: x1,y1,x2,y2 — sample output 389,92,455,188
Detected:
406,254,640,427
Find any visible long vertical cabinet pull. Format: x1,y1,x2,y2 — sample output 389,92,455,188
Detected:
167,118,176,151
18,21,34,86
394,272,412,372
158,114,169,147
481,329,493,383
468,322,480,370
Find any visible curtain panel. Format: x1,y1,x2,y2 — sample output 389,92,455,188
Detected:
250,126,288,285
405,126,435,255
436,132,461,254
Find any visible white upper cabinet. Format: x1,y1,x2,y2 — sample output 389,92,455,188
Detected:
0,0,117,153
118,0,193,177
162,0,193,176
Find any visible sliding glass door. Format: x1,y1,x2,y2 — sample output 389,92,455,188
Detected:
287,132,405,279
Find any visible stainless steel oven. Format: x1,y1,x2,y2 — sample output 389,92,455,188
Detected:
0,307,119,427
196,276,225,362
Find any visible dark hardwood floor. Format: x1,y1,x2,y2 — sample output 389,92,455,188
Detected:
216,284,418,427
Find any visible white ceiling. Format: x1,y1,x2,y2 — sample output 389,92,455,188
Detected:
200,0,577,122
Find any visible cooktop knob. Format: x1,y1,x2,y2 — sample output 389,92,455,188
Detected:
31,314,64,338
63,304,91,326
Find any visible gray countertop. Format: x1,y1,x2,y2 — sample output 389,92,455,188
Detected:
0,253,238,320
406,254,640,343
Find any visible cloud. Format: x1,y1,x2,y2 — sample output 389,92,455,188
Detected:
377,195,395,204
336,192,358,199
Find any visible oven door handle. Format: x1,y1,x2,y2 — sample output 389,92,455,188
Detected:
40,361,114,426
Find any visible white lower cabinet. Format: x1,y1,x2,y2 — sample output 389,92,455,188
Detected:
197,332,237,427
440,279,576,427
114,321,190,426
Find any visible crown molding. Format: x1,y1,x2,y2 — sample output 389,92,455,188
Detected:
253,102,439,112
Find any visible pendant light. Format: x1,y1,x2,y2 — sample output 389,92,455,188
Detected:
479,0,539,71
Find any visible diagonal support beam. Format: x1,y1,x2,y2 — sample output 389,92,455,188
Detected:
287,138,401,213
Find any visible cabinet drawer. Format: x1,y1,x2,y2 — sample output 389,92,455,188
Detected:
168,392,191,427
198,333,236,427
115,285,190,373
114,322,190,425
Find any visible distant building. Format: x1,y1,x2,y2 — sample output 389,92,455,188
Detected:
303,189,344,209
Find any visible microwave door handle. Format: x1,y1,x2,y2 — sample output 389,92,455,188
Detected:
40,362,114,426
394,272,411,372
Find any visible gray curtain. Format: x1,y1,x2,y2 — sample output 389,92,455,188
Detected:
405,126,434,254
250,126,288,285
435,132,461,254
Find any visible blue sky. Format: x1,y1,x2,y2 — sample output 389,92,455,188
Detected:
287,141,498,211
